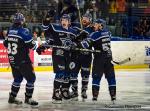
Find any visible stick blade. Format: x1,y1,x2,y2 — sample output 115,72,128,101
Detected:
112,57,131,65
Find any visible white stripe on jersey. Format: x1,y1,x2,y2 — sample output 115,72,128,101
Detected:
8,34,22,39
25,39,33,43
51,24,76,37
42,24,49,28
92,35,109,41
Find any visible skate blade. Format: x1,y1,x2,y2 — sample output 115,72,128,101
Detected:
61,99,71,104
111,100,116,105
52,100,62,104
8,103,23,108
71,97,78,101
92,100,98,104
23,103,39,108
82,98,87,102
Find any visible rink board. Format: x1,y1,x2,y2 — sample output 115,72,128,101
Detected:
0,64,149,72
0,40,150,72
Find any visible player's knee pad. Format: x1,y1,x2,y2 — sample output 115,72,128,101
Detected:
13,77,23,86
26,76,36,84
55,72,64,82
70,73,78,80
26,82,34,89
92,73,102,86
106,75,116,86
82,75,89,83
26,77,36,87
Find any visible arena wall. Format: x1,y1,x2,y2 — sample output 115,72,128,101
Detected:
0,40,150,72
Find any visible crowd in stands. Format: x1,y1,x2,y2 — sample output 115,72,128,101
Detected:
133,18,150,38
0,0,150,40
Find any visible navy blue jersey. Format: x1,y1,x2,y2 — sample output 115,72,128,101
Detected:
3,26,36,65
81,28,112,56
42,23,77,47
71,22,94,42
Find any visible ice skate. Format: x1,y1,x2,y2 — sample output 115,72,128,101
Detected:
81,90,87,102
111,96,116,105
52,91,62,104
70,92,78,101
25,97,38,106
8,93,22,105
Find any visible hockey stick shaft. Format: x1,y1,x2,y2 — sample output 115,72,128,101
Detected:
37,34,100,53
111,57,131,65
76,0,83,29
42,44,101,53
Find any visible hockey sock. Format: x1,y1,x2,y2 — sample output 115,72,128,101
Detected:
10,82,21,97
82,76,89,92
10,78,23,97
109,86,116,100
92,74,101,98
70,73,78,94
92,85,100,98
25,82,34,98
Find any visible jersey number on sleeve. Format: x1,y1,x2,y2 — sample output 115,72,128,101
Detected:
7,43,18,55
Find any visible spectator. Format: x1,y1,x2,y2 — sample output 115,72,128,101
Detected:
57,0,78,22
116,0,126,13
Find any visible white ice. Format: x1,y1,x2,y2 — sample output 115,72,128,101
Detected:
0,69,150,111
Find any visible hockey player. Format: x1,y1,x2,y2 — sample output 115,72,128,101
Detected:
70,13,94,101
80,19,116,103
3,13,38,106
36,14,77,103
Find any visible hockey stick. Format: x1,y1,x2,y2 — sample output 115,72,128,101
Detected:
76,0,83,29
42,44,101,53
111,57,131,65
37,35,100,53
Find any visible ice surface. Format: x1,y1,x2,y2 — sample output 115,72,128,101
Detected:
0,69,150,111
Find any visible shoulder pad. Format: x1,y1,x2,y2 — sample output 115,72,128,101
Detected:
51,24,62,31
22,28,30,36
90,31,102,41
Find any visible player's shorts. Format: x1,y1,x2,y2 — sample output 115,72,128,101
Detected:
68,52,92,74
92,54,115,78
52,48,70,73
11,62,35,82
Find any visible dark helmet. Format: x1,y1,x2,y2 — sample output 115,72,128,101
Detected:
63,0,72,5
61,14,71,22
93,19,106,28
13,13,25,24
82,13,92,22
47,8,56,17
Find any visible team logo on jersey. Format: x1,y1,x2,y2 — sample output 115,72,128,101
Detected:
69,62,75,69
56,49,64,56
60,37,72,47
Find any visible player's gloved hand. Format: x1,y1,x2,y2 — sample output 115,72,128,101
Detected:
71,42,77,50
36,45,46,55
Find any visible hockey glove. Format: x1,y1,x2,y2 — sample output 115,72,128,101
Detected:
36,45,46,55
71,42,77,50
